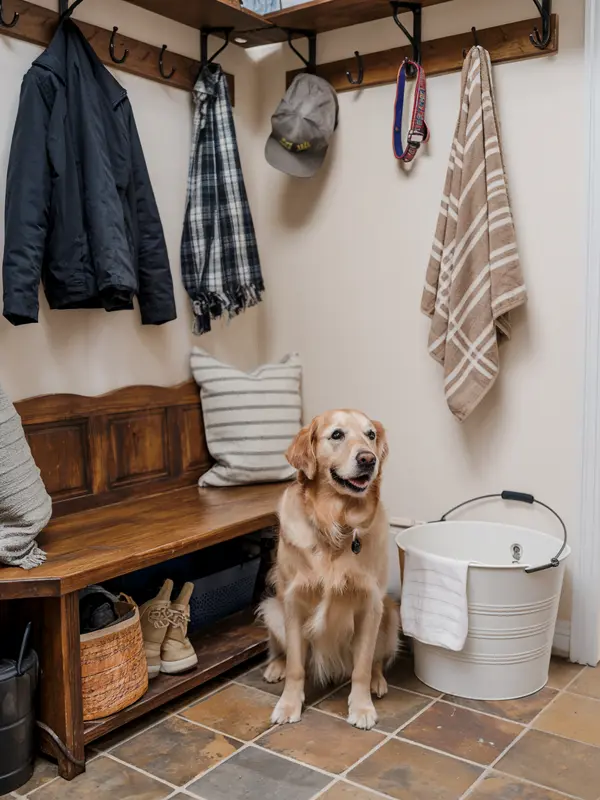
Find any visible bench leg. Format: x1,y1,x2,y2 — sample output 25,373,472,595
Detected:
38,593,85,780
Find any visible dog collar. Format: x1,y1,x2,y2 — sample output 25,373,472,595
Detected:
352,529,362,555
392,58,429,163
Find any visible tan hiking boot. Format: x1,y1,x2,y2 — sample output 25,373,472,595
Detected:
139,579,173,678
160,582,198,675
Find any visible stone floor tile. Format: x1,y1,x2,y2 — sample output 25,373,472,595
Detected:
111,715,240,786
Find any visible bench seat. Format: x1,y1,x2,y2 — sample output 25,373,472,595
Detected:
0,482,283,599
0,381,288,779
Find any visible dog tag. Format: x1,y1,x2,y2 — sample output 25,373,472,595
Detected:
352,531,362,555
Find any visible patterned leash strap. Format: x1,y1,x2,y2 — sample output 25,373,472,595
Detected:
392,58,429,163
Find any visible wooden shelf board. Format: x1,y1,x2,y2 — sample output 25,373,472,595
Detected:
122,0,286,47
123,0,455,47
83,608,267,743
0,1,235,100
266,0,453,37
287,15,559,92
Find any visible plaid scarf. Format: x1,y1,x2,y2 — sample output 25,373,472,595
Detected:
181,65,264,335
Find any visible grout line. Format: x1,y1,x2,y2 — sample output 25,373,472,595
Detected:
332,695,440,789
491,769,587,800
434,697,529,727
308,778,339,799
104,752,181,791
392,735,488,770
171,714,248,746
307,680,351,708
384,681,442,701
22,681,233,799
98,677,234,755
458,665,590,800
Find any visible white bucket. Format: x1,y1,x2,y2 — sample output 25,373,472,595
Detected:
395,501,570,701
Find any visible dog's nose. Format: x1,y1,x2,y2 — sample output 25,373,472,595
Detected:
356,450,376,469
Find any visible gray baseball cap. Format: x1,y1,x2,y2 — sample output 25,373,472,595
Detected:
265,73,339,178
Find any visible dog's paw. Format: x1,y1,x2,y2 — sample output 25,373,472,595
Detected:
264,658,286,683
370,673,388,698
348,702,378,730
271,696,303,725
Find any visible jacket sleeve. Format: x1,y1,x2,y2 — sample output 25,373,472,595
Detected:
128,110,177,325
2,71,53,326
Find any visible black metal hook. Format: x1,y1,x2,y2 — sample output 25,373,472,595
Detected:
58,0,85,22
0,0,18,28
158,44,176,80
462,26,480,58
390,2,422,78
109,26,129,64
286,29,317,75
200,27,233,68
530,0,552,49
346,51,364,85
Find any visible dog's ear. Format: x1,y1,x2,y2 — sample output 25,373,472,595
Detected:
373,420,389,463
286,420,318,480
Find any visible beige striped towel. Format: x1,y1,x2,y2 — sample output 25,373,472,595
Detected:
421,47,526,422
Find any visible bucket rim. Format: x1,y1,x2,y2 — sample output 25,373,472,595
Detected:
394,520,571,570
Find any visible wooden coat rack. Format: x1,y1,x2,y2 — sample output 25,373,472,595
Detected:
287,10,558,94
287,15,558,92
0,0,235,103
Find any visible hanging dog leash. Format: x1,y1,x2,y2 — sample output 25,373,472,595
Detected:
392,58,429,163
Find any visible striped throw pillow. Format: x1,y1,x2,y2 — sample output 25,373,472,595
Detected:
190,348,302,487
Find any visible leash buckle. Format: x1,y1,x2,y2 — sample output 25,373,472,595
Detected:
407,129,425,148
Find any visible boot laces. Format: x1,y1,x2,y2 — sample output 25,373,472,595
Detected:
168,607,190,631
147,607,171,629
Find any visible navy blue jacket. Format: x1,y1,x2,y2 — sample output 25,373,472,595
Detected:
2,20,176,326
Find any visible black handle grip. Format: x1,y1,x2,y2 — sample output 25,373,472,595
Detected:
501,491,534,504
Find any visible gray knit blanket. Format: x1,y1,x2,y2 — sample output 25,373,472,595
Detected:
0,383,51,569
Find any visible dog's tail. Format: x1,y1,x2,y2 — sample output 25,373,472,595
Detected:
257,597,286,650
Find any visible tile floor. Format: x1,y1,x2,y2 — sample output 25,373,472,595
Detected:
5,656,600,800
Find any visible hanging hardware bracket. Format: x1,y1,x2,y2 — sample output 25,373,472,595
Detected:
462,25,480,59
0,0,19,28
59,0,85,21
346,51,364,85
391,1,422,77
530,0,552,49
286,29,317,75
200,27,233,68
158,44,175,79
109,26,128,64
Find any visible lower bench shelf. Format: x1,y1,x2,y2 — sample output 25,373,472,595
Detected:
83,608,268,744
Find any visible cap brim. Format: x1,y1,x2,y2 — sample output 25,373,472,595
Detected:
265,134,326,179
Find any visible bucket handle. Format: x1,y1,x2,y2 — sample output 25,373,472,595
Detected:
440,491,567,574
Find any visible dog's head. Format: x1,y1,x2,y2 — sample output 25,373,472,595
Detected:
287,410,389,496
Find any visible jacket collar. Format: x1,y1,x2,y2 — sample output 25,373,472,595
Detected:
33,19,127,108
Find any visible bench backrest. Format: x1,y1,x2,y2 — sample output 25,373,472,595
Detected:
15,381,211,518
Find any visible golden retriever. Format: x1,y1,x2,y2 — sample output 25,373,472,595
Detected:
259,409,399,730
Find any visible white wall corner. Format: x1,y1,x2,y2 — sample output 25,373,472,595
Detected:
572,0,600,666
553,620,571,659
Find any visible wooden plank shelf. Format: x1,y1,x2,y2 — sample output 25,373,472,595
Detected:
124,0,454,47
287,15,559,92
266,0,452,37
83,609,267,743
123,0,286,47
0,0,235,101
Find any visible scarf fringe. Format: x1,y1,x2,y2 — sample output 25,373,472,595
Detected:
191,280,265,336
1,544,47,570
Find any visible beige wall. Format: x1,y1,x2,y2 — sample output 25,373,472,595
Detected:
253,0,585,619
0,0,585,621
0,0,265,401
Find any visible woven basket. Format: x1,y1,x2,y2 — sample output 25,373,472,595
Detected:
80,597,148,722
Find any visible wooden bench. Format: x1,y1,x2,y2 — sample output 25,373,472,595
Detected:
0,381,284,780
